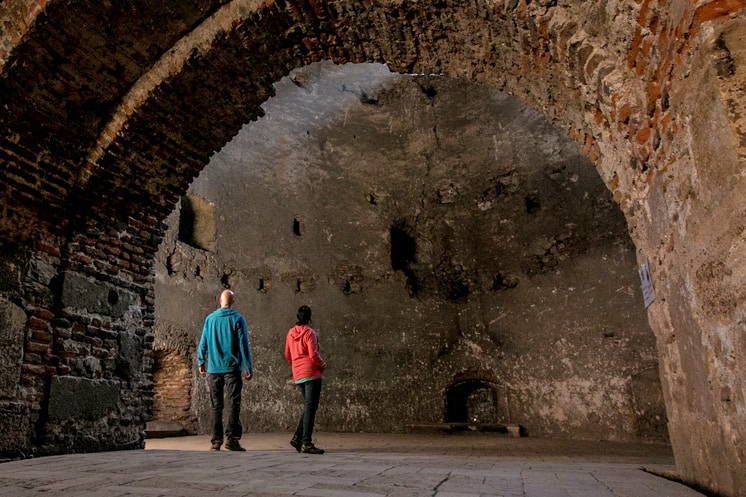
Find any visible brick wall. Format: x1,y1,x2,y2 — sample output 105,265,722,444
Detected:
152,349,195,427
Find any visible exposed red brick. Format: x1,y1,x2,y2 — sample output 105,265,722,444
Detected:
36,241,61,257
21,364,46,376
28,316,50,330
35,309,55,320
70,252,93,265
691,0,746,37
627,27,643,69
636,127,652,146
31,330,53,343
609,173,620,191
594,107,605,126
26,342,50,354
24,352,42,364
618,103,634,125
583,134,601,164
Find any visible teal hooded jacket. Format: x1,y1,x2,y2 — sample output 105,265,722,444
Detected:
197,307,253,374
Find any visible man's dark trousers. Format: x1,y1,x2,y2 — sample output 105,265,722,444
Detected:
209,371,243,444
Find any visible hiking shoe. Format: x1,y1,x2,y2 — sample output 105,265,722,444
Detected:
290,437,301,452
301,443,325,454
210,442,221,451
225,438,246,451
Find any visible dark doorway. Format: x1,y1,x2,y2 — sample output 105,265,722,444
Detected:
445,380,499,425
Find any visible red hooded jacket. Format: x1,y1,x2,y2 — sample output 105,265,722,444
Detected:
284,324,326,381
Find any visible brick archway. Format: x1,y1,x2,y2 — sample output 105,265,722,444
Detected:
1,2,745,495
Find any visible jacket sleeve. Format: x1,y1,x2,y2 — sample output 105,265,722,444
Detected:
237,316,253,375
306,330,326,371
197,319,209,366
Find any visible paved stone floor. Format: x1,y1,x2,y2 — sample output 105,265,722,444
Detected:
0,432,706,496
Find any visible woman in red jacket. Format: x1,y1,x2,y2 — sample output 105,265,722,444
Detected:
284,305,326,454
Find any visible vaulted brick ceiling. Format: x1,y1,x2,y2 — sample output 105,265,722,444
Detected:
0,0,663,246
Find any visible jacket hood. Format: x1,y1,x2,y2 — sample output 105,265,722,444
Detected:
214,307,238,317
288,324,309,341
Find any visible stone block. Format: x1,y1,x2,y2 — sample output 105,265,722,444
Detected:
0,401,30,456
0,298,25,399
48,376,119,421
117,332,143,379
0,254,22,293
60,271,140,317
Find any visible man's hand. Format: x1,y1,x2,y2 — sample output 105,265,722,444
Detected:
198,364,206,375
245,373,253,381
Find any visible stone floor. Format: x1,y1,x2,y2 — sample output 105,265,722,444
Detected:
0,432,707,496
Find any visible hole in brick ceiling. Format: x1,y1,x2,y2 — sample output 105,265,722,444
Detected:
295,279,302,293
107,289,119,306
178,194,216,251
293,218,302,236
367,192,378,205
257,278,267,293
220,273,231,289
195,265,202,277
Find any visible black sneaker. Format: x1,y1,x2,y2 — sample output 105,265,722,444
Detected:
210,442,221,451
290,437,301,452
301,443,325,454
225,438,246,451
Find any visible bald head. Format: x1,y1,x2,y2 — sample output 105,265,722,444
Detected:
219,290,234,308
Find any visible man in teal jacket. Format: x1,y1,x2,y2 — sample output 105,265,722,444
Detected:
198,289,253,451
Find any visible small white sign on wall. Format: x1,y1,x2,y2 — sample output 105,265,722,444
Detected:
638,258,656,308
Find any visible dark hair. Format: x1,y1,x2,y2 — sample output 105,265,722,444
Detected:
296,305,312,325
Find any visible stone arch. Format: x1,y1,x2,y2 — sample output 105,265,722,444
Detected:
445,379,508,427
0,1,744,496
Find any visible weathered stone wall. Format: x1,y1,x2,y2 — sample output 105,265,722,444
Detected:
154,63,667,442
0,1,744,495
